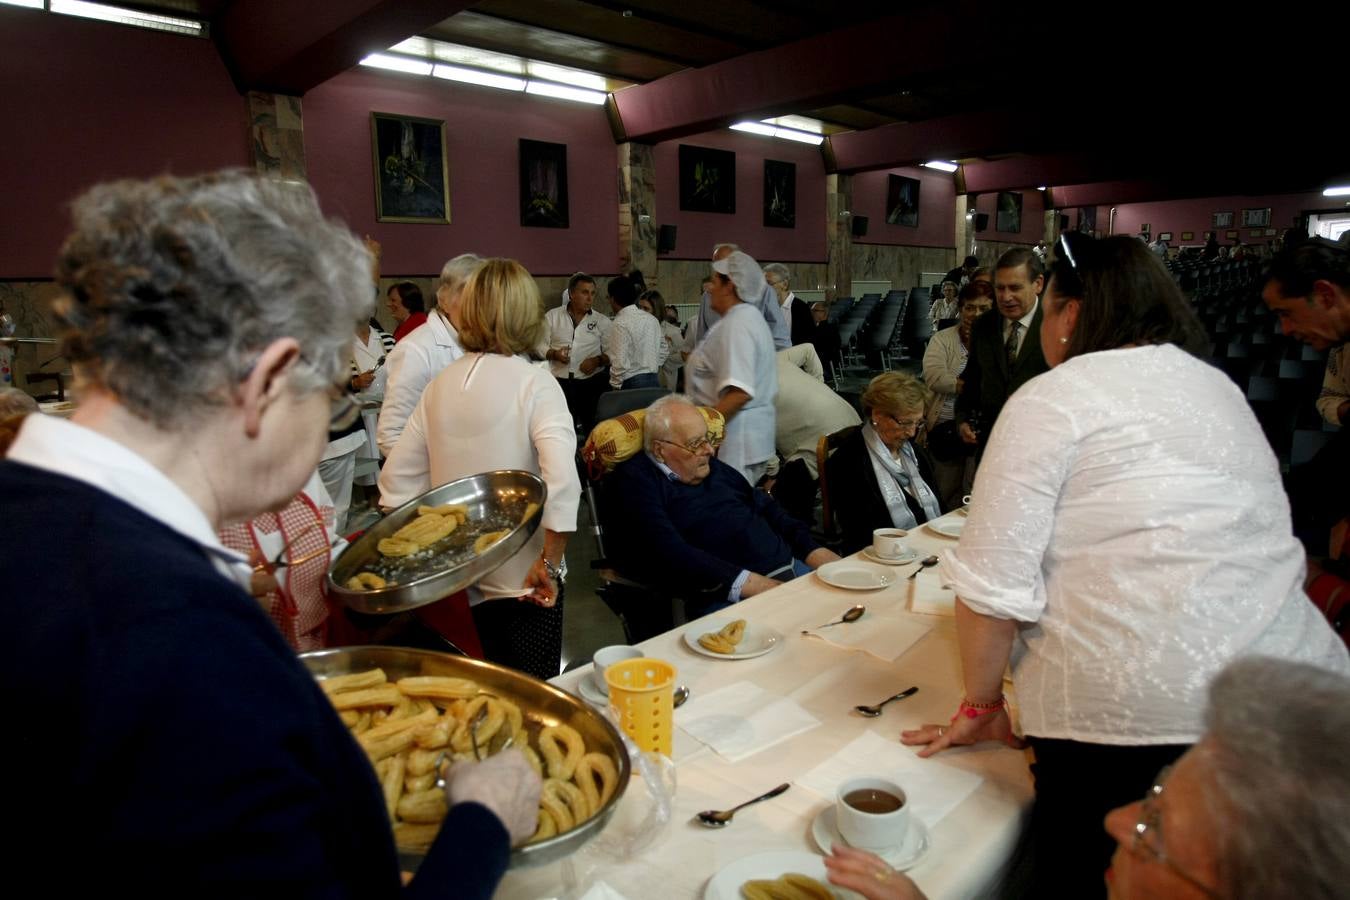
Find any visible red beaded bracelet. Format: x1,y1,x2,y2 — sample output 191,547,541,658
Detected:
953,696,1007,720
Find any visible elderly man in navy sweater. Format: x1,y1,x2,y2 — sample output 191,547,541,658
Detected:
606,395,840,615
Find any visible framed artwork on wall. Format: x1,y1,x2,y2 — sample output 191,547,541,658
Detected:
1139,223,1151,234
370,112,450,224
1158,232,1173,241
1250,229,1265,239
1212,211,1234,228
885,174,920,227
1263,228,1277,236
1241,207,1272,227
1078,206,1096,233
1225,230,1239,239
1181,231,1194,241
679,144,736,214
763,159,796,228
996,191,1023,233
519,139,569,228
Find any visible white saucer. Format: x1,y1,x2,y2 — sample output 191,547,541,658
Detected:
861,546,917,566
926,516,965,538
815,560,895,590
575,671,609,706
809,805,931,871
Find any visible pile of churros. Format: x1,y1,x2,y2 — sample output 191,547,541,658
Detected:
698,619,747,655
320,667,619,848
740,873,834,899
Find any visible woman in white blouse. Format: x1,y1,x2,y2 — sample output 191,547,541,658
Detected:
901,232,1350,898
921,283,992,508
379,259,580,679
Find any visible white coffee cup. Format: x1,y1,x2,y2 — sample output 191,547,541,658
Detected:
871,528,909,560
835,776,910,851
592,645,643,696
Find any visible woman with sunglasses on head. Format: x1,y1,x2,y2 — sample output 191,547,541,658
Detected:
899,232,1349,898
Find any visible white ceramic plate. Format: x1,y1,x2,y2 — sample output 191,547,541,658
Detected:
575,671,609,706
683,619,784,660
809,805,932,871
815,560,896,591
861,546,918,566
926,516,965,538
704,850,851,900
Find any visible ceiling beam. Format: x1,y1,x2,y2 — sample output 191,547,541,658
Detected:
214,0,476,95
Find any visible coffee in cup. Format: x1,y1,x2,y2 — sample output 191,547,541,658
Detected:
592,645,643,696
872,528,909,560
835,776,910,851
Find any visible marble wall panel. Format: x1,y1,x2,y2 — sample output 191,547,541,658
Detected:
850,245,959,295
248,92,306,180
1,281,67,397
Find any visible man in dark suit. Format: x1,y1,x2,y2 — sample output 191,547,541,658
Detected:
956,246,1049,448
809,301,842,377
764,262,814,348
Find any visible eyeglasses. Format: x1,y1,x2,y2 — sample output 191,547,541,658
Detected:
655,432,718,454
880,412,924,431
1130,766,1220,898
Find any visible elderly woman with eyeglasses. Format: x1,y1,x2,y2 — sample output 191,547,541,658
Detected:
0,173,540,896
899,232,1349,898
825,371,944,556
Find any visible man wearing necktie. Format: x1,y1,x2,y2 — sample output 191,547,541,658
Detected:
956,247,1049,451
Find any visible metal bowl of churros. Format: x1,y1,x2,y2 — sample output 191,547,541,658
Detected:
328,470,546,615
301,645,632,869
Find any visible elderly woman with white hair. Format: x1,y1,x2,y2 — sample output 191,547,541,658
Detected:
376,252,482,456
686,249,779,485
0,173,540,895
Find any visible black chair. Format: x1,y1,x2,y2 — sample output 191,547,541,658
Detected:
1290,429,1333,468
594,387,668,423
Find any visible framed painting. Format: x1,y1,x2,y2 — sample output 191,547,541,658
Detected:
679,144,736,214
885,174,920,227
370,112,450,224
1139,222,1151,234
1263,228,1278,236
763,159,796,228
1241,207,1272,227
519,139,569,228
1078,206,1096,233
996,191,1023,233
1212,211,1234,228
1181,231,1194,241
1225,230,1239,239
1250,229,1265,239
1158,231,1173,241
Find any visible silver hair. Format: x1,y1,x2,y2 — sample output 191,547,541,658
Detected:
763,262,791,286
1203,656,1350,899
643,393,699,455
0,386,40,418
439,253,483,292
54,171,372,428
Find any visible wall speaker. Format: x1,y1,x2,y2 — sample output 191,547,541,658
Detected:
851,215,869,237
973,213,989,232
657,224,677,253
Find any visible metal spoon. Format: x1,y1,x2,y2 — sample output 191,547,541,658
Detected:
854,685,920,717
673,685,691,708
906,555,939,580
802,604,866,634
695,782,791,827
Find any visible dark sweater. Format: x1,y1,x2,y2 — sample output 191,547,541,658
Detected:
826,429,945,556
1,462,508,898
605,453,819,593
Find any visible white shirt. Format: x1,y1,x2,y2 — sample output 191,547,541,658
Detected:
606,304,668,388
774,344,860,476
942,344,1350,744
7,415,251,590
351,327,391,404
376,310,463,456
541,304,611,380
659,321,684,374
1001,298,1038,359
686,303,778,483
685,283,791,353
378,352,581,600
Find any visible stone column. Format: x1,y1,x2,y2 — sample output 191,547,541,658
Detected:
247,91,306,179
618,142,657,280
954,193,970,262
825,173,853,302
1044,208,1060,245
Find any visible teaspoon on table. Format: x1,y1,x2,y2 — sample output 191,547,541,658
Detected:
906,555,939,580
802,604,866,634
694,782,791,827
854,685,920,717
673,685,690,708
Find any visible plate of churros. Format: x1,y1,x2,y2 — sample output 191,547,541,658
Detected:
302,645,630,870
704,850,854,899
683,618,784,660
328,470,546,615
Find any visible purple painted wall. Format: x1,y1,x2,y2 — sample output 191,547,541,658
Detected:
1106,191,1329,244
0,8,249,278
972,190,1044,245
652,131,827,262
850,167,955,248
304,68,619,277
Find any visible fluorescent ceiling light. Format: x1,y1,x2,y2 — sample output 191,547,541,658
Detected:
921,160,958,173
767,114,824,134
525,81,607,104
730,121,824,145
50,0,201,34
528,62,608,91
731,122,778,137
432,64,526,91
1037,186,1047,191
1324,185,1350,197
360,54,433,76
0,0,45,9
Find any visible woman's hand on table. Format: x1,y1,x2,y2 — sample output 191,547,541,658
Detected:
824,845,928,900
445,749,542,846
899,707,1026,758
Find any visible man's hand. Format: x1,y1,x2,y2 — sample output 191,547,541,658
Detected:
579,355,603,376
958,422,979,445
804,547,841,569
741,572,782,598
1338,399,1350,424
445,749,542,846
352,370,376,392
955,377,964,394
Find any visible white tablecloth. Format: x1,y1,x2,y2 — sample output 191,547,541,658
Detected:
500,517,1032,900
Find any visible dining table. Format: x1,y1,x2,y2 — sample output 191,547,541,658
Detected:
498,509,1033,900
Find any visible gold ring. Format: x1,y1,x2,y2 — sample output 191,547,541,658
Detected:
873,869,892,882
938,726,946,736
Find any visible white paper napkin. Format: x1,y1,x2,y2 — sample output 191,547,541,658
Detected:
675,681,821,763
795,731,983,827
576,882,630,900
801,615,932,661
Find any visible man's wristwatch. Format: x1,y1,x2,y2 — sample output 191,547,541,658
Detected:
541,556,564,585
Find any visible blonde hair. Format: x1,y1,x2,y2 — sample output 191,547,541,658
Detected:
456,258,545,355
860,371,930,419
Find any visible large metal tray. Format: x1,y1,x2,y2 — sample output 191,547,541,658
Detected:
301,645,630,870
328,470,546,614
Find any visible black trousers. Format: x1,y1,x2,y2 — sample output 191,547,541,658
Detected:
1287,426,1350,553
557,374,608,434
1000,737,1191,899
469,587,564,681
770,458,817,526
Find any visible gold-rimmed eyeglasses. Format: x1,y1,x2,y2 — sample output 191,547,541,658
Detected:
655,432,717,454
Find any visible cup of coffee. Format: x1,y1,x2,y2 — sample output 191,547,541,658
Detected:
871,528,909,560
835,776,910,851
592,645,643,696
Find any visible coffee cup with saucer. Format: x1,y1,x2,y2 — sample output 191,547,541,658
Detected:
811,776,931,870
869,528,913,564
579,645,642,705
